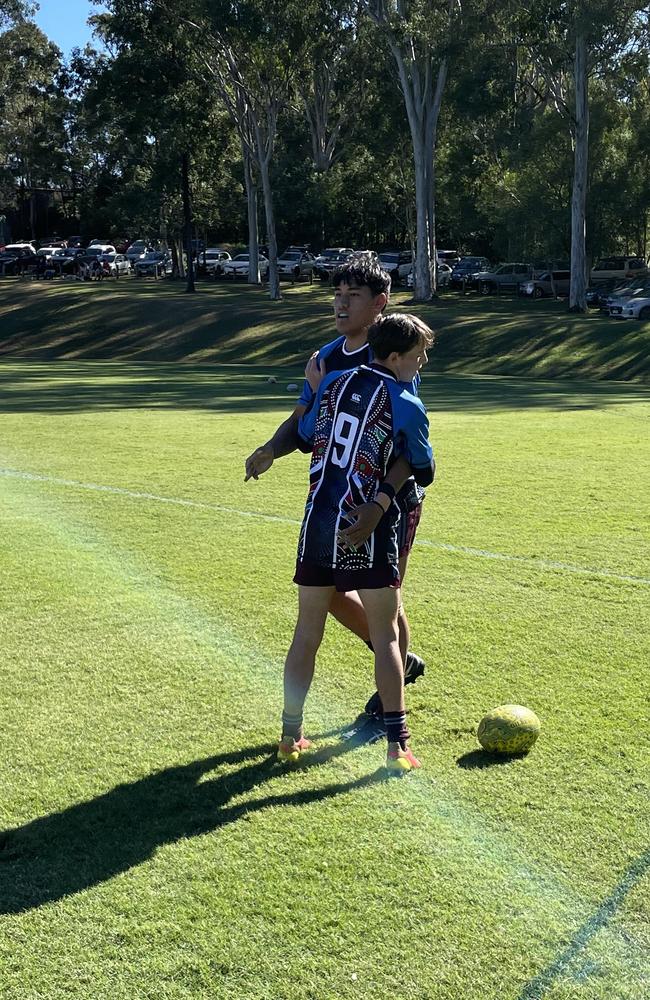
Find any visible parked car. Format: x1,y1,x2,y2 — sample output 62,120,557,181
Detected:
449,256,491,288
83,243,116,258
619,292,650,321
50,247,86,274
134,251,173,277
474,262,533,295
198,248,232,277
126,240,152,265
605,282,650,316
0,245,36,274
37,237,67,249
313,247,355,280
35,245,62,261
520,269,571,298
222,253,269,279
377,250,413,283
100,252,131,277
276,249,315,280
407,262,452,289
590,256,647,283
585,278,625,308
66,236,86,248
436,248,461,266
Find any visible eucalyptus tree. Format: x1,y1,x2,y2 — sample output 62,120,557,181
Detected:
509,0,649,311
0,20,68,238
177,0,323,300
364,0,463,300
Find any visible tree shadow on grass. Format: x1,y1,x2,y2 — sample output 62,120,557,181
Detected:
0,363,649,417
0,740,382,915
517,846,650,998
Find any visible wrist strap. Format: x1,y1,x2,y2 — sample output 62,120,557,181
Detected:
376,482,396,502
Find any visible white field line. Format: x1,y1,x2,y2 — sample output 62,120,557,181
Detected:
2,466,650,587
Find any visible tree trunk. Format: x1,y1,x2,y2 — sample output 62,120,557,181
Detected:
413,148,432,300
569,32,589,313
258,155,281,300
243,145,260,285
181,151,195,294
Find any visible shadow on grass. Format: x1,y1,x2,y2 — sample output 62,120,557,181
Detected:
517,846,650,998
0,740,383,915
1,362,649,417
455,749,526,769
2,281,650,386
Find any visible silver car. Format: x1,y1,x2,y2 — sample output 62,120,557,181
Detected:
520,270,571,299
276,250,315,280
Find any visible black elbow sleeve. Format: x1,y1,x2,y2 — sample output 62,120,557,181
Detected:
413,461,435,487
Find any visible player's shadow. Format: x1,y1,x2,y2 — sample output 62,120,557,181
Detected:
0,740,380,915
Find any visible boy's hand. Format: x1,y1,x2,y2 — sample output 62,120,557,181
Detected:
305,352,326,392
338,502,383,549
244,444,274,481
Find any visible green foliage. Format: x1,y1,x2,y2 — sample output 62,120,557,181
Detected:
1,1,650,261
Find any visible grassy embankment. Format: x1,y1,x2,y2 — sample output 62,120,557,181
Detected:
1,277,649,380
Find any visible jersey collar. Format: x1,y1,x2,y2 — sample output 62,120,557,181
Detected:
363,362,397,382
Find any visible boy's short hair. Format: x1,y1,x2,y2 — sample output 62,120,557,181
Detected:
367,313,434,359
332,254,391,298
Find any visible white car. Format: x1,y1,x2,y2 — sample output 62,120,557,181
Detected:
619,293,650,321
605,283,650,317
378,250,413,282
407,261,451,289
222,253,269,279
99,252,131,277
36,246,61,260
84,243,116,258
201,248,231,276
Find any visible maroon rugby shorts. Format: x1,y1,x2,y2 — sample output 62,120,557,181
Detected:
397,501,423,558
294,560,400,591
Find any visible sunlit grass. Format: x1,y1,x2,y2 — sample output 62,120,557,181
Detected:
0,361,648,999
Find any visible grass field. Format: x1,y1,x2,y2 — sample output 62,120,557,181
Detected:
0,361,649,1000
2,278,650,380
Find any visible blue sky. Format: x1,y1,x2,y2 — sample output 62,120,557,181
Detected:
33,0,108,55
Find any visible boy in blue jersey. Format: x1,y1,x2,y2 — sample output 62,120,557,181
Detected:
244,258,428,723
279,314,435,773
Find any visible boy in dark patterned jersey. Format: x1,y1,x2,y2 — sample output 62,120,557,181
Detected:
279,314,435,773
244,257,427,717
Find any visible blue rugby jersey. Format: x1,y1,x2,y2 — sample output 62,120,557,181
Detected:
297,336,372,408
296,365,433,570
297,334,425,511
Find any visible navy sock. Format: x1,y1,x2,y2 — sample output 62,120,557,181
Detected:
384,711,410,750
281,711,303,741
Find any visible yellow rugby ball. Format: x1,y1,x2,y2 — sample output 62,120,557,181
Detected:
477,704,541,754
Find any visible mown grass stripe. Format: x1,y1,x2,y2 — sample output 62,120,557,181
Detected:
2,466,649,587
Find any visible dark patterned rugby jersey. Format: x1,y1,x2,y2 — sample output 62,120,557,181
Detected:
298,336,371,408
296,365,432,570
297,334,424,512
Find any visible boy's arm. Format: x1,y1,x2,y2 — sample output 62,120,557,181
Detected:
244,404,307,482
244,348,327,482
337,454,413,550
